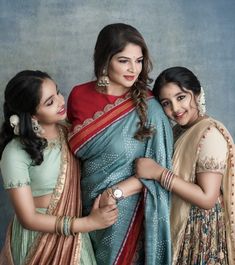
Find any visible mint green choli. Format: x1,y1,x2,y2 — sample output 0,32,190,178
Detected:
1,138,60,196
0,137,97,265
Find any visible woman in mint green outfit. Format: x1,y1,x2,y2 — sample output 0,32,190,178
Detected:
0,70,118,265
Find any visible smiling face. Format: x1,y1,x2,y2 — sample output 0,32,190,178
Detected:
33,78,66,127
159,82,199,126
107,43,143,94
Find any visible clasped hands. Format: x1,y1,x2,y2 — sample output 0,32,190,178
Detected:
99,188,117,207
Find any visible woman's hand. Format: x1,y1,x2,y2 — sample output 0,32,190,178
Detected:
99,189,117,207
135,158,165,181
87,195,118,230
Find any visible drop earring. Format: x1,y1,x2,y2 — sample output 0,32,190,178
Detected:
97,68,110,87
32,118,45,137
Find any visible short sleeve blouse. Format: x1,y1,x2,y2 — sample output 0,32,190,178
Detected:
196,126,228,174
0,138,61,196
1,139,31,188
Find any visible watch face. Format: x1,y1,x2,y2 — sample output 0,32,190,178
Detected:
113,189,123,198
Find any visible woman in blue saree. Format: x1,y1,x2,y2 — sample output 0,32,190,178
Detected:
67,23,173,265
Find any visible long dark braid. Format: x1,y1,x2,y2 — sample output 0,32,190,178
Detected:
94,23,155,141
131,77,155,141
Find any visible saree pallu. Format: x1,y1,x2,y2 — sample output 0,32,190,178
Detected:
0,127,94,265
68,93,173,265
171,117,235,264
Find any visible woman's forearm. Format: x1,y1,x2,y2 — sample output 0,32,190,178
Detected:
170,172,222,210
115,176,143,198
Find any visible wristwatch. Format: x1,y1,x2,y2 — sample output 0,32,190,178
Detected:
111,186,124,202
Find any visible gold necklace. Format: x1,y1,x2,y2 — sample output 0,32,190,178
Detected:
45,126,64,150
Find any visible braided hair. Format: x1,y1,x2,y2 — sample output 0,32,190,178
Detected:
94,23,154,141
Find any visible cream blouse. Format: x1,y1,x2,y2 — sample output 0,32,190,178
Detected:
196,126,228,174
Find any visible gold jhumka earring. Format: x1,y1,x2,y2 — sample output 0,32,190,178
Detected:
32,118,45,137
97,68,110,87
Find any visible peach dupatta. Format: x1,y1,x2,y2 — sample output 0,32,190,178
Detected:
171,117,235,265
0,128,82,265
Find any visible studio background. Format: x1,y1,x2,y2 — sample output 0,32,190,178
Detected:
0,0,235,248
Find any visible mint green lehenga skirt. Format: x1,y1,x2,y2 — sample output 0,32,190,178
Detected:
11,208,97,265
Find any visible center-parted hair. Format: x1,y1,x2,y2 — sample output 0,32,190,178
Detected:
0,70,52,164
94,23,154,141
153,66,201,100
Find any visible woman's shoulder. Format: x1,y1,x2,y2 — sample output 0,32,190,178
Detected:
70,80,96,95
206,117,232,141
3,138,23,152
1,138,30,163
197,121,228,170
203,125,227,144
1,139,31,189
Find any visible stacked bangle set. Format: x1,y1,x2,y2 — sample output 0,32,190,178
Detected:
55,216,77,236
160,169,176,191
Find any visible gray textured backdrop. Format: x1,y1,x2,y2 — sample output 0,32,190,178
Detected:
1,0,235,248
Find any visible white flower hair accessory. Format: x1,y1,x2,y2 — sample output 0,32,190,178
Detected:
9,114,20,135
197,86,206,116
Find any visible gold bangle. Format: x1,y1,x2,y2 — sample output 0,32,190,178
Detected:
55,216,62,235
70,216,77,236
160,169,167,186
60,216,65,236
169,174,176,192
160,169,175,191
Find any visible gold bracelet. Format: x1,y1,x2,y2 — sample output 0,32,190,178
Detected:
60,216,65,236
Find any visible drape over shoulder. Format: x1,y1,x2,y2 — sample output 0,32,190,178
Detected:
0,126,95,265
171,117,235,265
68,82,173,265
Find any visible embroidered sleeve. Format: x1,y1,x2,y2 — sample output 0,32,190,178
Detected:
196,126,228,174
0,140,31,189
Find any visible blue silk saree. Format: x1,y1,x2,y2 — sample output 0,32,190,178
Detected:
68,81,173,265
